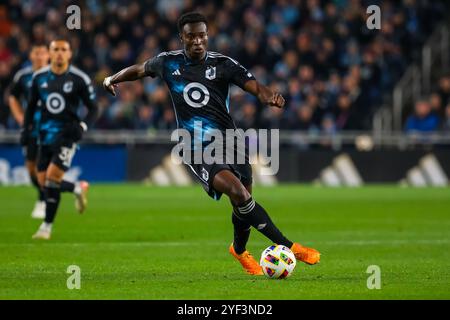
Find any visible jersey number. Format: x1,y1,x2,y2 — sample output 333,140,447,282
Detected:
59,144,76,168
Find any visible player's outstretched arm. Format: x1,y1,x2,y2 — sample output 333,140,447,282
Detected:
243,80,285,109
103,63,146,96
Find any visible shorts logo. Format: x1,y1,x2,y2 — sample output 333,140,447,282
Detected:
63,81,73,93
46,92,66,114
205,66,216,80
183,82,210,108
201,167,209,181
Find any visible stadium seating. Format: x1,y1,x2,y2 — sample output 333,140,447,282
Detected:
1,0,449,132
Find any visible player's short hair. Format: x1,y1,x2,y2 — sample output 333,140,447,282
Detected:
49,38,71,48
177,12,207,33
31,42,48,50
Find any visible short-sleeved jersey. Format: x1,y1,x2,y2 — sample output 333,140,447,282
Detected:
27,65,97,145
10,66,40,137
144,50,255,136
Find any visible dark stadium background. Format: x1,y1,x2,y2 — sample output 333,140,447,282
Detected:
0,0,449,185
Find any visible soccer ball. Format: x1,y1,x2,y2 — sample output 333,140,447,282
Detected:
260,245,297,279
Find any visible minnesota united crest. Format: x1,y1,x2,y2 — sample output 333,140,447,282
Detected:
205,66,216,80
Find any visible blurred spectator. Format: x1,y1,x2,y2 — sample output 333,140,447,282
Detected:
429,92,443,117
437,75,450,107
134,105,157,131
334,94,361,130
234,101,258,130
405,100,440,133
321,113,336,135
157,108,177,130
442,104,450,132
288,105,317,132
319,113,337,148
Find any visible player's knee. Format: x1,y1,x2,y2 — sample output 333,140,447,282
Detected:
229,183,251,205
46,166,64,183
26,161,37,177
37,173,46,188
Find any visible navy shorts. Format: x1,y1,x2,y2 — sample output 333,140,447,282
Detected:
37,143,77,172
22,137,39,162
186,162,253,200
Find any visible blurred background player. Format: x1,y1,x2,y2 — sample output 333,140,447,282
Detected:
9,44,89,219
103,12,320,275
21,39,98,239
8,44,48,218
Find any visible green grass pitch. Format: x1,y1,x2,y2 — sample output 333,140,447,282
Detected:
0,184,449,300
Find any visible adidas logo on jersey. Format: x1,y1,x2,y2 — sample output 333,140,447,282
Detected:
172,69,181,76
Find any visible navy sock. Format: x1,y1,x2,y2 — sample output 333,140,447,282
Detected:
232,212,251,255
44,180,61,224
30,175,45,201
60,180,75,193
234,197,293,248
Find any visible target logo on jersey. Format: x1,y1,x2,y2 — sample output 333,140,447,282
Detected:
46,92,66,114
183,82,210,108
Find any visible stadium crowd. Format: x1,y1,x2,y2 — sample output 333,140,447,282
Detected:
0,0,449,132
405,74,450,133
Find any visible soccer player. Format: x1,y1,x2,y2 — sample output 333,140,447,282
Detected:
21,39,98,239
9,44,89,219
103,12,320,275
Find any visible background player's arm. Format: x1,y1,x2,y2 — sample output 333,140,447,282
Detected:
79,80,99,130
8,76,25,126
243,80,285,109
8,96,24,126
21,78,39,145
23,79,38,132
103,63,146,96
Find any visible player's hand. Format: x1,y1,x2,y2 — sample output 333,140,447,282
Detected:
103,76,117,96
72,122,87,141
19,129,30,146
268,93,285,108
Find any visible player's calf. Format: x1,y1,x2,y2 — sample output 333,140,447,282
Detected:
32,179,61,239
233,198,293,249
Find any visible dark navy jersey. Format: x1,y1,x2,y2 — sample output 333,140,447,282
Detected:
25,65,97,146
144,50,255,135
10,66,40,137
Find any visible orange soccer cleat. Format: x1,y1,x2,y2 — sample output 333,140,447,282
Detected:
291,242,321,265
229,244,264,276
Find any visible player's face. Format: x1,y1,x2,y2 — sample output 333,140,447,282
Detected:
181,22,208,60
49,41,72,67
29,46,49,69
